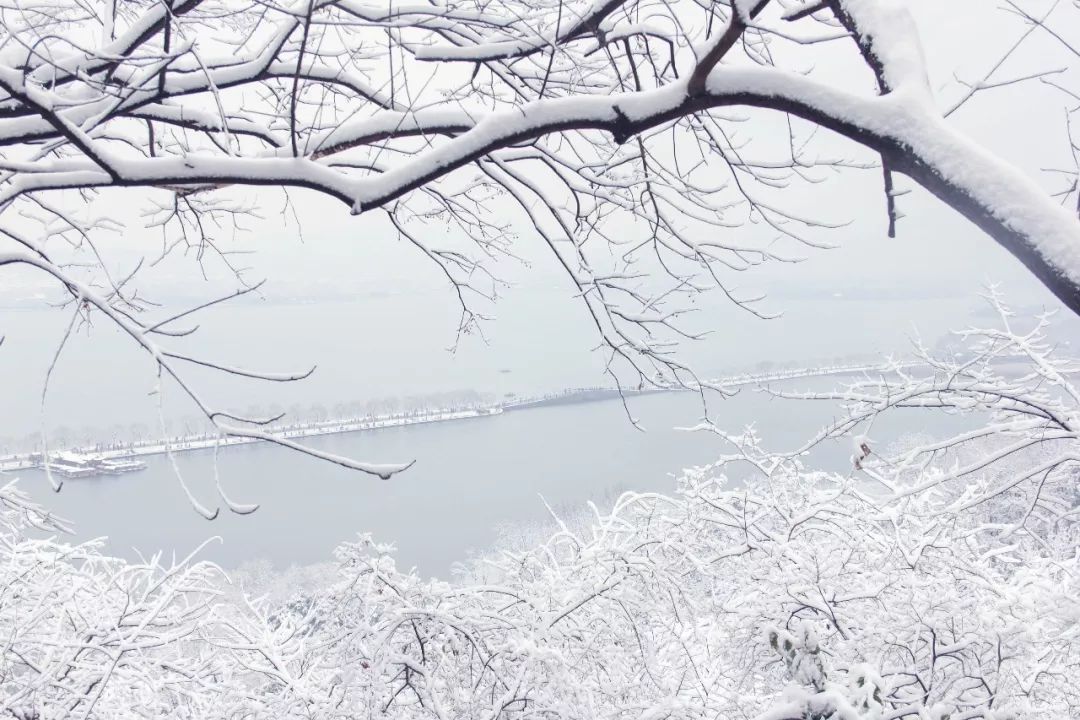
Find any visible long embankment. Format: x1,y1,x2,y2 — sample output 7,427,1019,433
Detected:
0,361,912,475
502,362,903,411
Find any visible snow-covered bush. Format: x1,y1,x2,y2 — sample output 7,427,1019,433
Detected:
2,308,1078,718
0,483,225,718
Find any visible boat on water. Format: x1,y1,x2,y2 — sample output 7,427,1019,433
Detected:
97,457,147,474
47,453,98,478
47,452,147,478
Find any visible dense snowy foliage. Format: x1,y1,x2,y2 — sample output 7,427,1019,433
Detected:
3,310,1077,719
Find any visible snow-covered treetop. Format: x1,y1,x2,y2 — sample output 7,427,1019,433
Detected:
2,306,1077,717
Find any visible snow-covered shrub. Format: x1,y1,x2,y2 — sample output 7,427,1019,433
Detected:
0,483,225,718
1,307,1078,718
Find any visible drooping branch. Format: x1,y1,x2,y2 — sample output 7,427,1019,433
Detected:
0,0,1078,498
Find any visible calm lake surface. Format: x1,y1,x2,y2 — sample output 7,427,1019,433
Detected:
11,385,956,577
0,291,1026,577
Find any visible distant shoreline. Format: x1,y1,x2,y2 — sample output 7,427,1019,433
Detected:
0,360,961,478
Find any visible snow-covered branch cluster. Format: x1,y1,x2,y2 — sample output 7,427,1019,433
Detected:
0,481,227,718
3,306,1078,718
1,0,1079,415
773,294,1080,560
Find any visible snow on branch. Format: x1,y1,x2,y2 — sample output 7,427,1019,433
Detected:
1,0,1079,510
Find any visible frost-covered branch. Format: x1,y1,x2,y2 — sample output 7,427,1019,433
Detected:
2,0,1080,511
0,0,1077,394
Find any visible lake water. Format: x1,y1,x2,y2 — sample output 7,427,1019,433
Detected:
0,291,1034,577
10,383,961,578
0,288,989,443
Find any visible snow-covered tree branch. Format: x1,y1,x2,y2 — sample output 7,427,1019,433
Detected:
1,0,1078,411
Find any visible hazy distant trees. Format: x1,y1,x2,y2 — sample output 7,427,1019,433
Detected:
17,390,504,451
